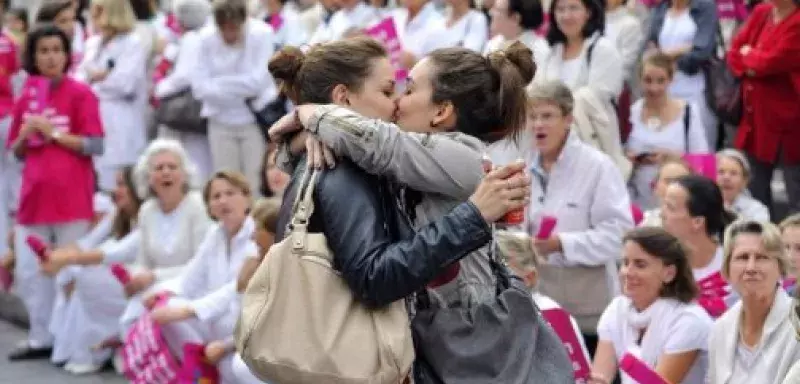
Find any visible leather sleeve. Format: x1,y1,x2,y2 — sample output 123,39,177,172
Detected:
314,162,492,308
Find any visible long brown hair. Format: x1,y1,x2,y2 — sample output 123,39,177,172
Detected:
427,41,535,143
268,37,388,105
624,227,699,303
112,166,142,239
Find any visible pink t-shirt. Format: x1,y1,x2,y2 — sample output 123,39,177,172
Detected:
6,77,104,225
0,32,19,118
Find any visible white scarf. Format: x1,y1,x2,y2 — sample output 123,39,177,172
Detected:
623,298,681,370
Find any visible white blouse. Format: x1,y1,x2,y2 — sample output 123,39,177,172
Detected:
308,2,380,44
437,9,489,52
393,2,449,59
626,99,709,209
598,296,712,384
135,192,213,283
658,10,705,101
484,30,550,68
174,216,258,322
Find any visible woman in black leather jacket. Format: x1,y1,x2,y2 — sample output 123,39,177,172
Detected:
269,37,531,307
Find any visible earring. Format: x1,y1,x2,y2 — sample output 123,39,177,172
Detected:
429,120,437,128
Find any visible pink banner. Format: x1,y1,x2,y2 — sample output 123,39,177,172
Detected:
122,302,180,384
620,352,669,384
683,153,717,181
364,17,408,82
696,271,730,318
178,343,220,384
542,308,591,382
717,0,748,21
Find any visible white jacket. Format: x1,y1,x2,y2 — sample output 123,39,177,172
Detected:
571,87,632,179
709,289,800,384
174,216,258,322
525,131,633,294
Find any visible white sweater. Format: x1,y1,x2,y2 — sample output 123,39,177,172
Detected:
135,192,213,283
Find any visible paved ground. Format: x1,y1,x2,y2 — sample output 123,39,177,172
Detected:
0,321,127,384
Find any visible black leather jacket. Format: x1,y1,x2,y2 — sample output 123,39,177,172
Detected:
276,159,492,308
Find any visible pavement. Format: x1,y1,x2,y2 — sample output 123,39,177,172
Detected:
0,320,127,384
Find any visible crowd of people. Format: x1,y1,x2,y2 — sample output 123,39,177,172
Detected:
0,0,797,382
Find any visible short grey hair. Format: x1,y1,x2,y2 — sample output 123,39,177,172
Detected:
722,219,788,280
173,0,211,31
717,148,752,179
134,138,201,200
527,80,574,116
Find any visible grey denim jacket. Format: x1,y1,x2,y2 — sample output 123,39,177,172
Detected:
290,104,497,309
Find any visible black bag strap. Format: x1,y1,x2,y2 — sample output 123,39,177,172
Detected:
683,102,691,152
586,39,598,66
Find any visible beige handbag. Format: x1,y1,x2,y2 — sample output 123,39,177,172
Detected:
235,169,415,384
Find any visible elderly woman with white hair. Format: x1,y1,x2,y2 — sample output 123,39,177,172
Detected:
716,149,770,222
37,139,211,372
154,0,213,179
709,220,800,384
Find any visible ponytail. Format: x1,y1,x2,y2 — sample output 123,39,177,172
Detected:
718,209,738,243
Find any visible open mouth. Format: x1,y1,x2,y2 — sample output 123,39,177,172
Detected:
535,133,547,141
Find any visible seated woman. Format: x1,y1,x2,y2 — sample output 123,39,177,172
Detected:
781,214,800,293
39,139,212,334
640,156,693,227
42,166,142,375
716,149,770,222
230,198,281,384
709,220,800,384
626,53,709,210
499,230,591,368
146,171,258,383
591,227,712,384
661,174,738,318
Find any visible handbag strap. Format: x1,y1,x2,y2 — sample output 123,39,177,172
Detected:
289,168,320,251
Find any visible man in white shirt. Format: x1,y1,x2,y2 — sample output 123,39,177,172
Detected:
192,0,277,196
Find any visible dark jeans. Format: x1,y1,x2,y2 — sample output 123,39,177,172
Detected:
747,151,800,219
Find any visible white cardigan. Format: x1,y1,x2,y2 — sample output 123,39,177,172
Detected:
709,289,800,384
174,216,257,322
135,192,213,283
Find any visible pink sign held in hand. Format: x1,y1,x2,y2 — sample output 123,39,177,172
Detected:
683,153,717,181
620,352,669,384
26,234,49,263
364,18,407,82
111,264,132,285
23,75,51,147
541,308,591,381
536,216,558,239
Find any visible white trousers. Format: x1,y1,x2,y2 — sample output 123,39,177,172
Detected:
207,121,266,198
0,116,21,253
158,125,213,182
231,353,268,384
158,297,264,384
50,265,127,365
13,221,90,347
